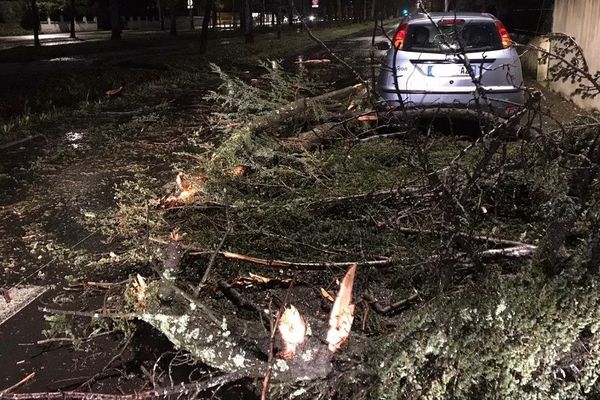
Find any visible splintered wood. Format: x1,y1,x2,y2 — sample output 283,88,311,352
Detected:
276,305,307,359
326,264,356,353
159,172,205,208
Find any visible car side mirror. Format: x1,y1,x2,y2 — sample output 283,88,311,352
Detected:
376,41,391,51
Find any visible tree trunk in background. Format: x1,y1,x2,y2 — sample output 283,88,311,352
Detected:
288,0,293,26
157,0,165,30
370,0,377,45
276,4,281,38
233,0,238,28
199,0,212,53
336,0,341,20
244,0,254,43
30,0,40,46
240,0,246,32
299,0,303,30
69,0,76,38
361,0,366,22
170,5,177,35
212,8,217,30
110,0,121,40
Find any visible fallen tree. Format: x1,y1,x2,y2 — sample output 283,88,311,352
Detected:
25,26,600,399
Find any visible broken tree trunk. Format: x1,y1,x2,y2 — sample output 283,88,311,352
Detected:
281,122,346,151
128,238,339,386
209,84,365,170
136,279,334,382
248,84,365,133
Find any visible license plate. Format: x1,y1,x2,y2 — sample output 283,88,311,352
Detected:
424,64,479,77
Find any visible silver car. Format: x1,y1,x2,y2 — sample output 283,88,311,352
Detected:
377,12,525,119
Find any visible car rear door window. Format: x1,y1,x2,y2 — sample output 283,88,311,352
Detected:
404,21,502,53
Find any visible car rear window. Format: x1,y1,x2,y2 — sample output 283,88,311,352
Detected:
404,21,502,53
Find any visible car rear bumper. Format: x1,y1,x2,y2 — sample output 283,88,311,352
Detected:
377,88,525,119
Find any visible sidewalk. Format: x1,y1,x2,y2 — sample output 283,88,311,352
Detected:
0,28,196,50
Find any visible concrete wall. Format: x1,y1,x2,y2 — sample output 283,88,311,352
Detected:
520,36,550,83
550,0,600,110
40,20,97,34
38,16,212,34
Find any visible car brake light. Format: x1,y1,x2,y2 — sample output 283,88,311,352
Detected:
496,21,512,48
439,18,465,25
393,23,408,49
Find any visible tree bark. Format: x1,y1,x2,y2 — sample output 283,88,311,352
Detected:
240,0,246,32
30,0,41,47
232,0,237,28
276,3,282,39
157,0,165,30
336,0,342,21
69,0,76,38
361,0,366,22
244,0,253,43
170,4,177,35
282,122,346,151
199,0,212,54
109,0,121,40
248,84,364,132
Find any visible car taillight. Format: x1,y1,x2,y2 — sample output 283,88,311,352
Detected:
393,23,408,49
496,20,511,48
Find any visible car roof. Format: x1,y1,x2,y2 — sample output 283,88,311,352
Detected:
408,12,498,23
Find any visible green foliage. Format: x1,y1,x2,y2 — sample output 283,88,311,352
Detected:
204,61,320,122
371,267,600,399
0,0,25,23
19,6,37,29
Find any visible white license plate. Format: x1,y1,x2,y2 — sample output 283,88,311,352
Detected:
423,64,479,77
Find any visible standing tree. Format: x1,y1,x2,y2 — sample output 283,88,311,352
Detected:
243,0,253,42
167,0,177,35
259,0,265,26
69,0,75,38
199,0,212,53
109,0,121,39
157,0,165,30
24,0,41,46
232,0,237,28
276,0,281,38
